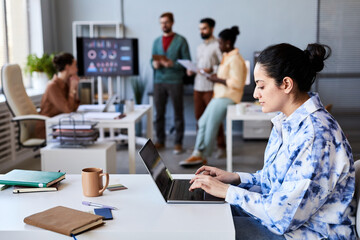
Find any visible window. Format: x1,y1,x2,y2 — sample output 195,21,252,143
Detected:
0,1,7,70
317,0,360,113
0,0,30,89
319,0,360,74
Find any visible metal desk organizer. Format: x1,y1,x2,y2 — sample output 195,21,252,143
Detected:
50,113,99,148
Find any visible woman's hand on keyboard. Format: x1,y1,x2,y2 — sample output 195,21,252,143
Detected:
194,166,241,185
189,174,229,199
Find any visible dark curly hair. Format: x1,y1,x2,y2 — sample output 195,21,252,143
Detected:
52,53,74,72
218,26,240,45
200,18,215,28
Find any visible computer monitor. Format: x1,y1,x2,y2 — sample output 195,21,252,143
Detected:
76,37,139,77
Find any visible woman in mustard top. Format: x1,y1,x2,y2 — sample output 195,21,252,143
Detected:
180,26,247,166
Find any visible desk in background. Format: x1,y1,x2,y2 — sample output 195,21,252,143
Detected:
226,103,277,172
45,104,153,174
0,174,235,240
41,142,116,174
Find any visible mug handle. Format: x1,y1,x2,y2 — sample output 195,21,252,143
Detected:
98,173,109,195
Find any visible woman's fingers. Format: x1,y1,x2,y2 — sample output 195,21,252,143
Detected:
194,165,207,175
189,175,229,199
195,165,222,175
189,176,211,192
194,165,212,175
190,174,207,184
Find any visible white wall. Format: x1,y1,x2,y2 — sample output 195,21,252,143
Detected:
48,0,317,132
125,0,317,85
52,0,317,86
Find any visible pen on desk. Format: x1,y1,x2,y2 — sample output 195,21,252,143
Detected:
82,201,118,210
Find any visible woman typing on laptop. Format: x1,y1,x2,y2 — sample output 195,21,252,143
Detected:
189,43,356,240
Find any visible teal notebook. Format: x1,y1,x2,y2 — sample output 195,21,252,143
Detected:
0,169,65,188
0,184,10,191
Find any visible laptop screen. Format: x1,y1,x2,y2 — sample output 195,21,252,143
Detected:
103,94,118,112
139,140,173,200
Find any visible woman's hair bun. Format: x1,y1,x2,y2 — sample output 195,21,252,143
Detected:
52,55,60,64
304,43,331,73
230,26,240,36
52,52,74,72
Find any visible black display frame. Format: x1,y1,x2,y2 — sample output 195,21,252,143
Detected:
76,37,139,77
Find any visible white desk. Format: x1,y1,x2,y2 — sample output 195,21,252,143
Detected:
45,105,153,174
40,142,116,174
0,174,235,240
226,104,277,172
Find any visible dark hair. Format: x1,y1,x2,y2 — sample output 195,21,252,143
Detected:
218,26,240,45
52,53,74,72
160,12,174,23
257,43,331,92
200,18,215,28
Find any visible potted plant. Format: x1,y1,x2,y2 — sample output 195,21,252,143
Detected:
131,76,146,105
131,76,147,136
25,53,56,91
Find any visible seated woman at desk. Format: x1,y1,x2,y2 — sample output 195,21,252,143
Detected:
189,43,356,239
36,52,80,138
180,26,246,166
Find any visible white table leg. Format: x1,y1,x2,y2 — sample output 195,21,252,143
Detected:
99,127,105,141
226,115,233,172
108,76,113,98
146,106,153,140
45,119,52,142
109,128,115,139
128,124,136,174
97,76,103,104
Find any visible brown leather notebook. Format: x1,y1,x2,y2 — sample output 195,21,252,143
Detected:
24,206,104,236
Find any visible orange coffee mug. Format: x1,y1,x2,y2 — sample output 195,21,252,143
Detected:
82,168,109,197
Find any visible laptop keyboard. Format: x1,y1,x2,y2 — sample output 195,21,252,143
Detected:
168,179,204,201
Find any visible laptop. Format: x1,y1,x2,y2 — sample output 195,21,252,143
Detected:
139,139,225,204
77,94,118,112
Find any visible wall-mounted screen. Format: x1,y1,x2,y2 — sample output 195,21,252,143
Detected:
76,37,139,77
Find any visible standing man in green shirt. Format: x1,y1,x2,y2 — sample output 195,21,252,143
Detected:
151,12,191,154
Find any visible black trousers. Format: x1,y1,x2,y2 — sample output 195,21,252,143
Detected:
153,83,184,145
231,205,286,240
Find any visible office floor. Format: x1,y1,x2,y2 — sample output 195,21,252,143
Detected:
17,133,266,174
15,112,360,174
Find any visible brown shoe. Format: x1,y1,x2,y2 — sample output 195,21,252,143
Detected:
179,155,207,167
154,142,165,150
173,144,183,155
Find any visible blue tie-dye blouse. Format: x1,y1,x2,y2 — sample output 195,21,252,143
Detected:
226,92,356,239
